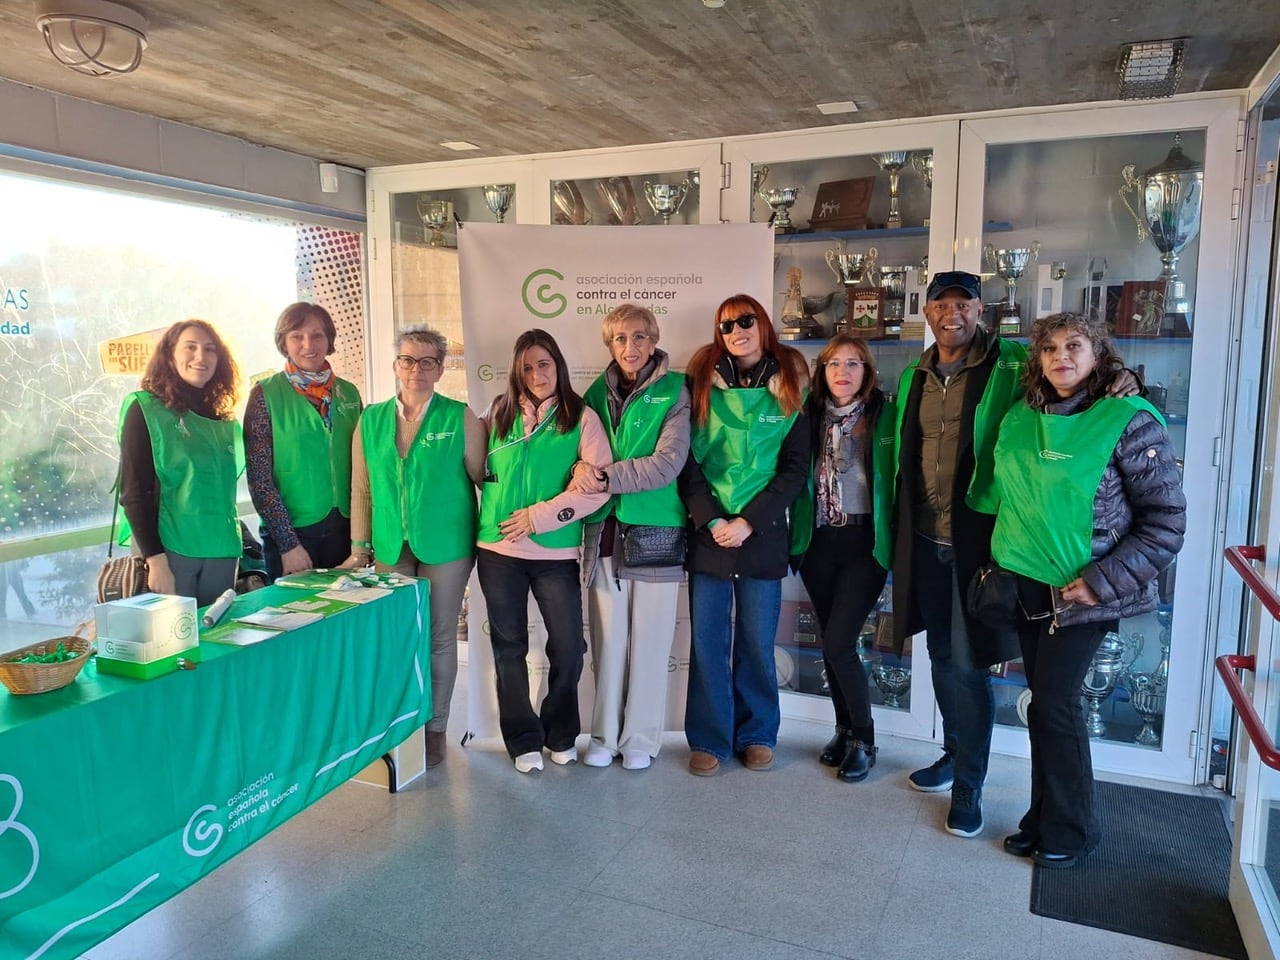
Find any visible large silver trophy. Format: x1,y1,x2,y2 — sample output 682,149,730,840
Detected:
759,185,802,233
873,151,911,229
481,184,513,223
872,661,911,708
598,177,640,225
912,152,934,226
552,180,590,225
984,241,1041,336
643,178,690,225
416,198,454,247
1119,133,1203,324
1081,632,1127,738
877,264,911,337
826,243,879,335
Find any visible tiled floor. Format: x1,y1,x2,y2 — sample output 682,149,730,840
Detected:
85,675,1225,960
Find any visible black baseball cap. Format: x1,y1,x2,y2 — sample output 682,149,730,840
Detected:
926,271,982,301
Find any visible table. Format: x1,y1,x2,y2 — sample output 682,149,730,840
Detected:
0,580,430,960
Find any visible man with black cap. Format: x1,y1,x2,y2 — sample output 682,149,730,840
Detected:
890,270,1025,839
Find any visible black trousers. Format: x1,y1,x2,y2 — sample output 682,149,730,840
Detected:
800,522,887,737
262,507,351,581
476,549,586,758
1018,602,1117,854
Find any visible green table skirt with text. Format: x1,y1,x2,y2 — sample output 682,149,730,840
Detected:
0,579,431,960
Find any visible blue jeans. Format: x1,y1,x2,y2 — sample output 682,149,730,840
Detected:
686,573,782,760
476,549,586,758
262,507,351,582
912,533,994,791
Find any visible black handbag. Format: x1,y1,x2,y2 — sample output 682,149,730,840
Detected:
96,468,150,603
966,561,1019,631
620,524,686,568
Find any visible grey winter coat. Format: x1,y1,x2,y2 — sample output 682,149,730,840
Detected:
581,350,692,588
1041,392,1187,627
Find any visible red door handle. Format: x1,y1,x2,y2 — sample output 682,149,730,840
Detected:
1220,545,1280,770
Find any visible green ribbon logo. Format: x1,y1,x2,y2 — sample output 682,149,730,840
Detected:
522,268,567,319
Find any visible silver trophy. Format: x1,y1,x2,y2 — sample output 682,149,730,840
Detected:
1154,608,1172,682
872,661,911,708
912,152,934,226
873,151,911,229
779,267,824,341
481,184,513,223
984,241,1041,336
597,177,640,225
1081,632,1127,738
643,179,690,225
1128,672,1167,746
416,198,454,247
552,180,591,225
877,265,911,336
1119,133,1203,323
825,243,880,287
758,185,803,233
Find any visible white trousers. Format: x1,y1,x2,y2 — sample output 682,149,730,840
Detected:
587,557,679,757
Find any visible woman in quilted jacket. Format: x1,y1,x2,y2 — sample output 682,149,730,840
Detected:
990,312,1186,869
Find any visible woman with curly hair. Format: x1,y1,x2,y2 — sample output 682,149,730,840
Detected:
992,312,1185,868
117,319,244,605
679,294,810,776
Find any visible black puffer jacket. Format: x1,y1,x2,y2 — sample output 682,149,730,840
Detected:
1047,394,1186,627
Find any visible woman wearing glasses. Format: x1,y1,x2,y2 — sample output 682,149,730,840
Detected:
679,294,810,776
571,304,691,772
992,313,1185,868
800,334,896,783
348,325,485,767
245,302,363,581
477,329,612,774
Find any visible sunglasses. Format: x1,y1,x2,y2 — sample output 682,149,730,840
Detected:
717,313,757,336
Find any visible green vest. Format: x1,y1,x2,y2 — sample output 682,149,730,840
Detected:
583,371,686,527
261,372,362,526
121,391,243,558
690,386,811,554
800,397,899,570
361,394,477,565
895,337,1027,515
478,406,585,549
991,396,1163,587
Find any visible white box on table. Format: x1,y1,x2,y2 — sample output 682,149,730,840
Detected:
94,592,199,663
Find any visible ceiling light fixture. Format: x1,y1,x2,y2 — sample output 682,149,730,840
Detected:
440,140,481,152
817,101,859,116
1116,38,1187,100
35,0,148,78
702,0,726,8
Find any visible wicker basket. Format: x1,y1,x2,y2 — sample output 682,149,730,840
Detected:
0,636,93,695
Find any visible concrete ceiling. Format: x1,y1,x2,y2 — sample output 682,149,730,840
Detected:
0,0,1276,170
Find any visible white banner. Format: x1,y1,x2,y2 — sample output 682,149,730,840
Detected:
456,223,772,744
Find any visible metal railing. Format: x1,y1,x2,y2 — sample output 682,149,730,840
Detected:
1218,544,1280,771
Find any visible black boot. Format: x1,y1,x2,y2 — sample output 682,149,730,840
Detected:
820,727,852,766
837,741,877,782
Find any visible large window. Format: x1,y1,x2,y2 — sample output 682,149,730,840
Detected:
0,170,365,648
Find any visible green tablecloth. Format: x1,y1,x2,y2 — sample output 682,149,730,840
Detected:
0,581,431,960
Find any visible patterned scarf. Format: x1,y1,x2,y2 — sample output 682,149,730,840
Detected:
284,360,334,428
816,399,863,526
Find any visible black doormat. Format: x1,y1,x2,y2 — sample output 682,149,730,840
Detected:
1029,779,1247,959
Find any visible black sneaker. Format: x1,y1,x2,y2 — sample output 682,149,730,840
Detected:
908,749,954,793
945,782,984,838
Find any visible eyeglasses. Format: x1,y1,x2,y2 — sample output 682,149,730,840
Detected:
824,359,866,371
611,333,652,347
395,355,441,371
717,313,757,335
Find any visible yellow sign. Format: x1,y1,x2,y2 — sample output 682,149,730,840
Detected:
99,328,167,376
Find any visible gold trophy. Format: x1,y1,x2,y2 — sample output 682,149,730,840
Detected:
779,267,824,341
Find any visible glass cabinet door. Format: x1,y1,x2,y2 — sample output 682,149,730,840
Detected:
724,122,959,738
959,98,1242,780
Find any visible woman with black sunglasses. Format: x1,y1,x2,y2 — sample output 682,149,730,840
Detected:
679,294,810,776
346,324,486,768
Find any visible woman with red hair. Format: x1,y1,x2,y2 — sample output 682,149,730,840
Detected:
679,294,810,776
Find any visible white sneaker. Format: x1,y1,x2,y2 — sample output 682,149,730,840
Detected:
584,744,614,767
548,748,577,766
514,751,544,773
622,750,652,771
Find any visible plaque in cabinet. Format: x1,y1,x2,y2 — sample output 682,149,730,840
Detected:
1114,281,1166,337
847,287,886,339
808,177,876,231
